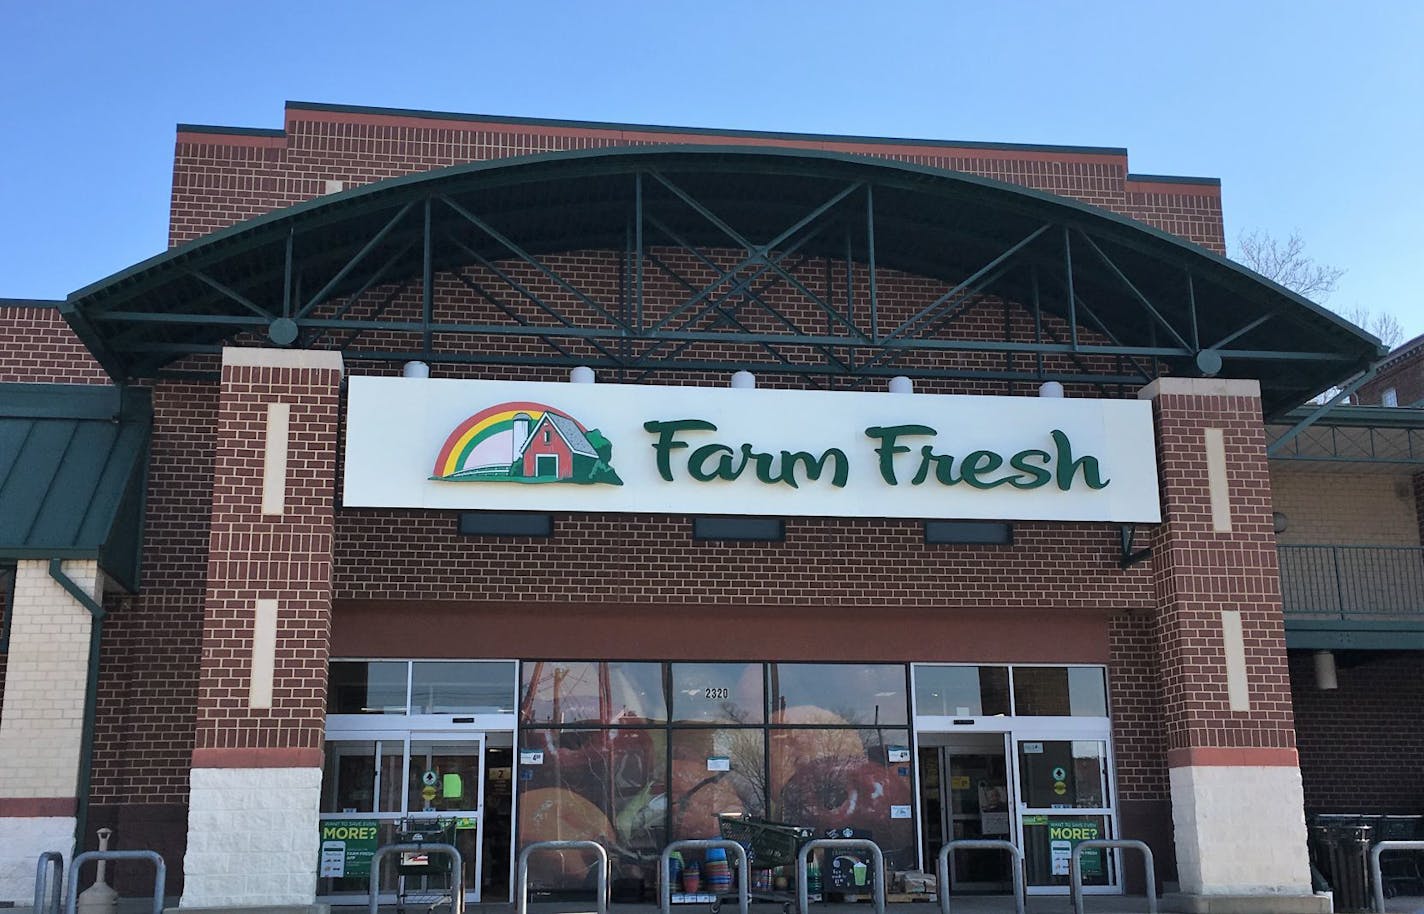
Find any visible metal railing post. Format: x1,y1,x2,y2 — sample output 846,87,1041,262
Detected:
516,839,609,914
1371,839,1424,913
1070,839,1155,914
937,839,1024,914
796,838,885,914
368,842,464,914
64,850,166,914
34,851,65,914
659,839,750,914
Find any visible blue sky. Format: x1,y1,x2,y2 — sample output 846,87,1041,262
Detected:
3,1,1421,340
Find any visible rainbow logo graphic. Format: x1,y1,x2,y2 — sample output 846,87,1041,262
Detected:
431,401,623,486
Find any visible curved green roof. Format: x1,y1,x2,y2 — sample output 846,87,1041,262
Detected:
62,145,1382,415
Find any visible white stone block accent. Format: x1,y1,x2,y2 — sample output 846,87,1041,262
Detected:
1171,764,1312,896
180,767,323,909
0,816,74,906
0,560,100,799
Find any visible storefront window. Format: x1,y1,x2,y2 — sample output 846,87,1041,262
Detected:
913,665,1011,716
328,661,408,714
769,663,908,726
768,727,916,870
520,661,665,725
670,662,764,724
410,661,517,715
519,727,667,888
1012,667,1108,717
670,728,765,839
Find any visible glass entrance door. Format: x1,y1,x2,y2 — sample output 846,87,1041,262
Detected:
1015,737,1116,893
407,733,485,905
318,731,487,906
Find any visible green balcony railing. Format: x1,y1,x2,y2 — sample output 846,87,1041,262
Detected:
1278,545,1424,622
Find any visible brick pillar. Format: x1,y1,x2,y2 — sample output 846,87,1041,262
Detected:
1140,379,1320,913
0,560,102,904
179,349,342,911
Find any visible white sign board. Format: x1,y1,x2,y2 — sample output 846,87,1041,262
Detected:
343,377,1160,522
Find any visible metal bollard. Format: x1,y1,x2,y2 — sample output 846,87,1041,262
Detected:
64,850,166,914
937,839,1024,914
1070,839,1156,914
1370,839,1424,913
659,839,750,914
368,842,464,914
35,851,65,914
516,839,610,914
796,838,885,914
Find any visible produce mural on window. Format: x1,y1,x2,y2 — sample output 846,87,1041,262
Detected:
517,661,916,887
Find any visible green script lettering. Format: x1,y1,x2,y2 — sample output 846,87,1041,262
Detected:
1052,430,1109,491
865,424,936,484
644,419,718,481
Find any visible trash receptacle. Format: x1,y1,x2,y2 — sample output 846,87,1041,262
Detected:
1314,823,1374,912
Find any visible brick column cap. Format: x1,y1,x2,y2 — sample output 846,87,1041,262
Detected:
1137,377,1260,400
221,347,344,372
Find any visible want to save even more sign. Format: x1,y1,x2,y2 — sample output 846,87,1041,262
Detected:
343,377,1160,523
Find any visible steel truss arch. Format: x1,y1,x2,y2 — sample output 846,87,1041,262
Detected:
62,145,1382,416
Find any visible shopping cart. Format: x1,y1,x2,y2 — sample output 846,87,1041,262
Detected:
715,813,816,914
394,816,459,914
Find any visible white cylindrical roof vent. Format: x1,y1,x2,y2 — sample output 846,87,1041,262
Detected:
402,361,430,379
730,370,756,389
570,366,596,384
1313,650,1339,691
1038,380,1064,398
887,376,913,394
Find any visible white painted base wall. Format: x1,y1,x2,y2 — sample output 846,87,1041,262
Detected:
1171,764,1312,896
180,767,322,909
0,816,74,905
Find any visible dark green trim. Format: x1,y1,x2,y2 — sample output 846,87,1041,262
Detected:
0,382,123,419
1285,625,1424,650
1274,404,1424,430
176,123,285,138
48,560,105,863
0,298,63,308
0,561,14,654
285,100,1132,156
1126,173,1222,187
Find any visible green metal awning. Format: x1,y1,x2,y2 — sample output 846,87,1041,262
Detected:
61,145,1385,416
0,383,151,592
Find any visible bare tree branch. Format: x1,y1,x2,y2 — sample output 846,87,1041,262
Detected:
1234,229,1345,300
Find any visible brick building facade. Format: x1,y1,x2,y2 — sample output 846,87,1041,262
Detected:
1,101,1414,913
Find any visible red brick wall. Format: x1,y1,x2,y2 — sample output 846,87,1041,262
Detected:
1124,178,1226,255
0,304,108,384
169,103,1222,248
1147,386,1297,757
191,359,340,764
1357,339,1424,407
1290,650,1424,812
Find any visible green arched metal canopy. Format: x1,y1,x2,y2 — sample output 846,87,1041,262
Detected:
62,145,1382,416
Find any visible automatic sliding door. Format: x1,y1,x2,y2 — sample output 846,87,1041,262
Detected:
408,734,485,904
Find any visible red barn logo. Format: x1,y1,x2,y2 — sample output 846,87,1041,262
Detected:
431,402,623,486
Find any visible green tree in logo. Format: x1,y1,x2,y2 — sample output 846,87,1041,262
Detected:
584,429,623,486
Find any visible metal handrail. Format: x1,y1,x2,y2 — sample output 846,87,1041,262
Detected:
516,839,609,914
368,842,464,914
937,839,1024,914
34,851,64,914
1071,839,1156,914
796,838,885,914
659,839,750,914
1370,839,1424,913
64,850,166,914
1278,544,1424,620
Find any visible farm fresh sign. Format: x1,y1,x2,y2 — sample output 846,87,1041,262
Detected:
344,377,1160,522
